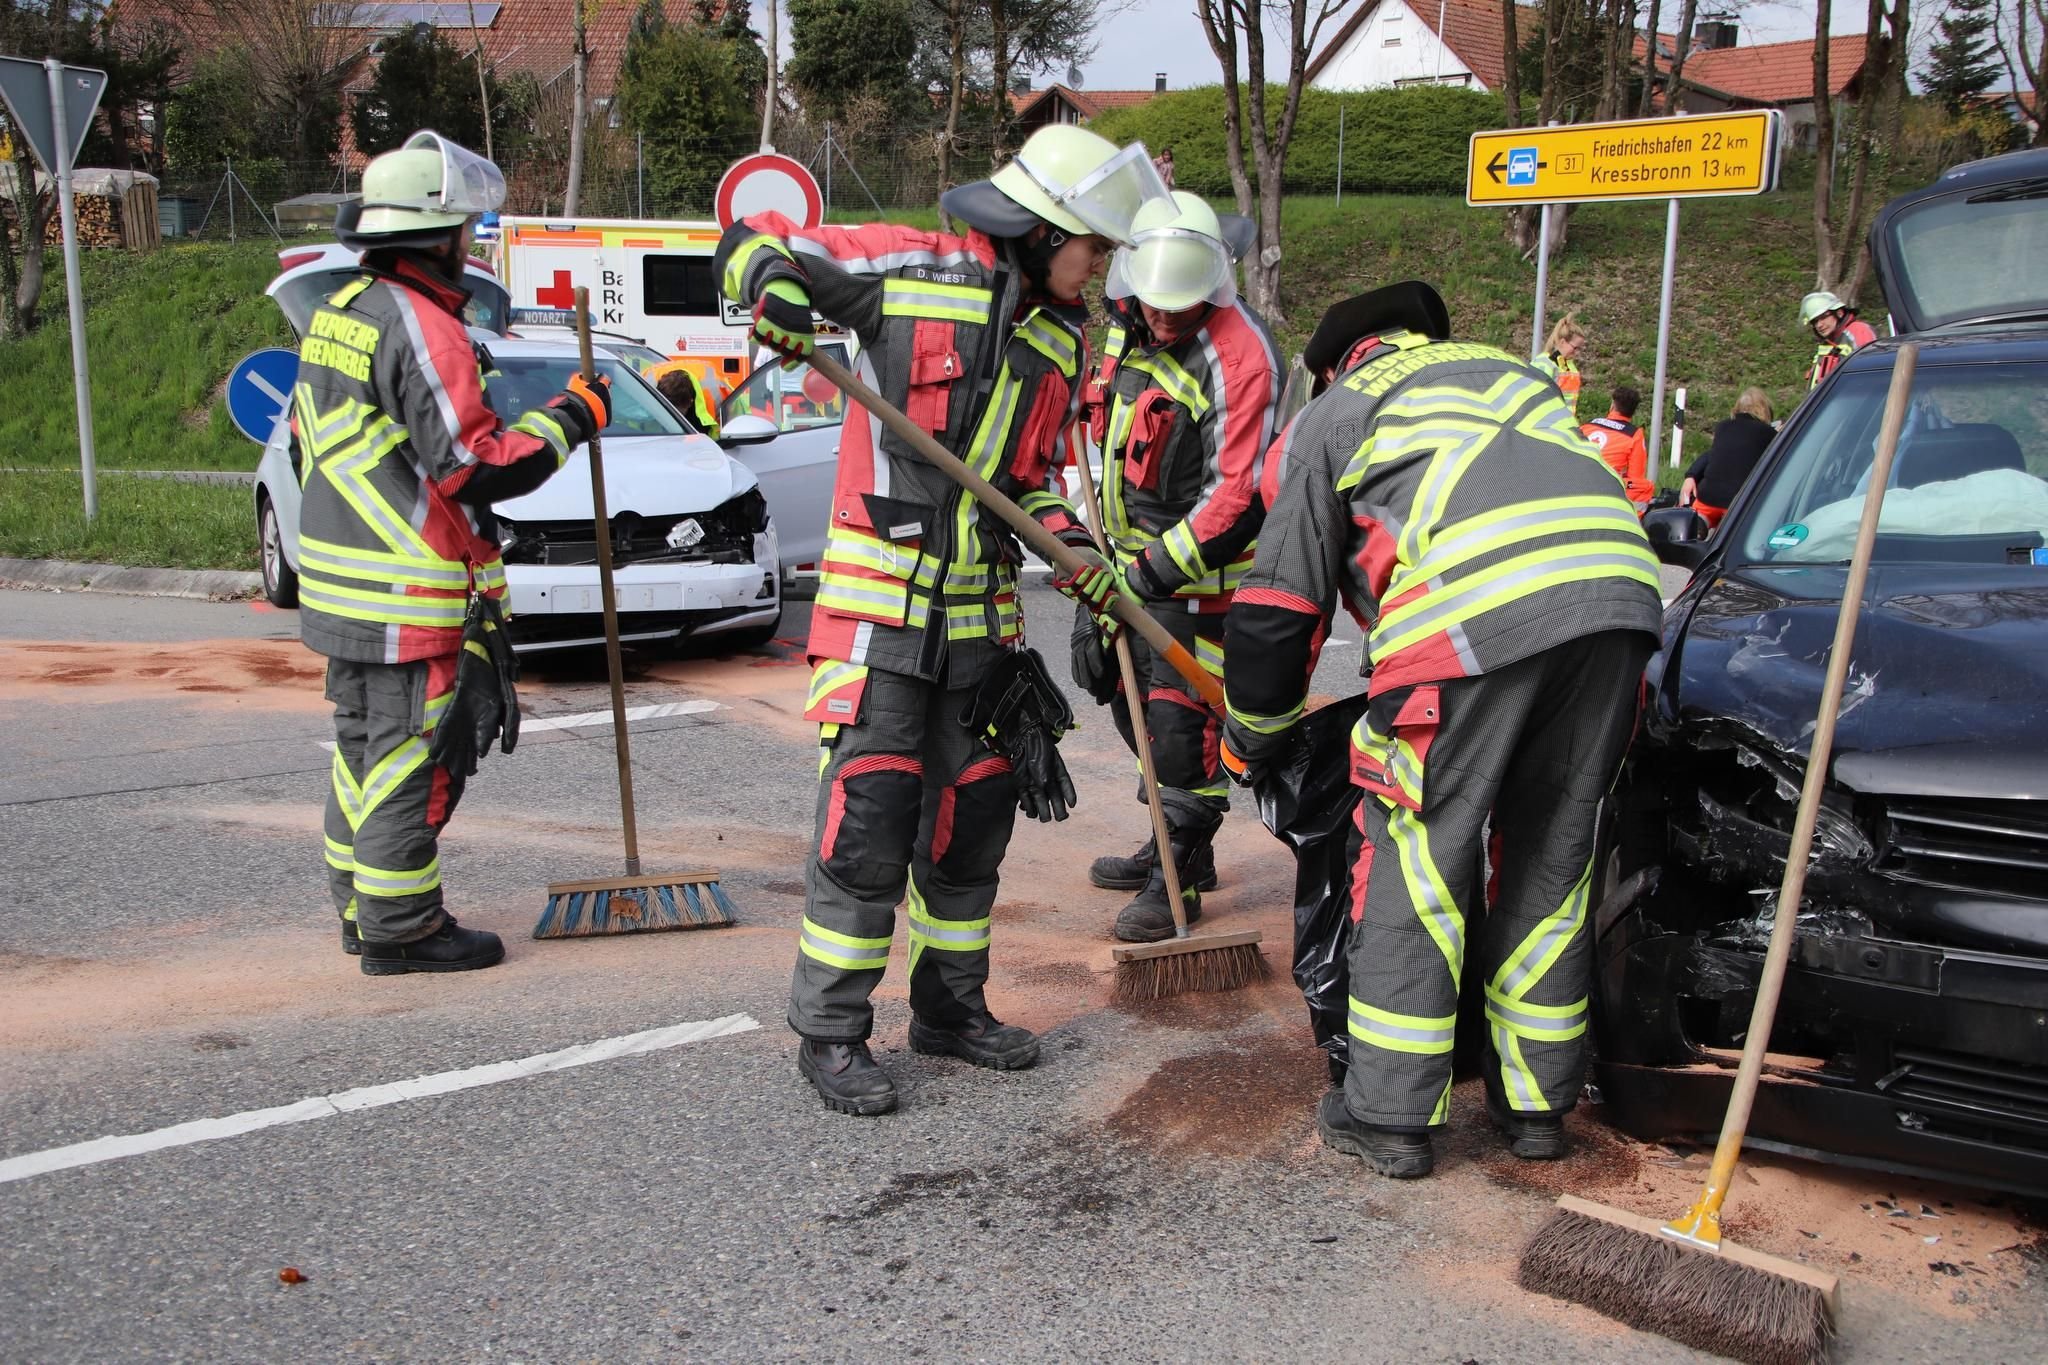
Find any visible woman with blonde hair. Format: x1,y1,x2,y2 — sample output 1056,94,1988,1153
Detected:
1532,315,1587,418
1681,386,1776,529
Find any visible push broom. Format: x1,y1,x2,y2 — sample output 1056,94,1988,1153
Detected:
532,289,737,939
1518,345,1924,1363
805,348,1265,999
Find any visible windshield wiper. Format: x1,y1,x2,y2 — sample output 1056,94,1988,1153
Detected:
1966,183,2048,203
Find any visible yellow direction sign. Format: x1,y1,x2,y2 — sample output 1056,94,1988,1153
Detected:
1466,110,1782,207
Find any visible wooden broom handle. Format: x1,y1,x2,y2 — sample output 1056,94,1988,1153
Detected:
575,289,643,876
1071,436,1191,937
806,348,1226,709
1670,343,1920,1244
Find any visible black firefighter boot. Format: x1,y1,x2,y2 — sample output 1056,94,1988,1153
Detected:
359,916,505,976
908,1011,1041,1070
797,1040,898,1116
1113,824,1216,944
1317,1090,1435,1179
1088,835,1218,893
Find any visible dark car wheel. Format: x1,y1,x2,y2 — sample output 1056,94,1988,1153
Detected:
724,606,784,653
258,493,299,608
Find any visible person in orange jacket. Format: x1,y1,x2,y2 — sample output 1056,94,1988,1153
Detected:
1580,385,1654,509
1532,315,1586,419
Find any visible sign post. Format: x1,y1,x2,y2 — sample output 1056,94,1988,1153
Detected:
0,55,108,521
1467,109,1782,466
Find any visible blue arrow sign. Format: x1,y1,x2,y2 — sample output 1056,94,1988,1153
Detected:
225,348,301,444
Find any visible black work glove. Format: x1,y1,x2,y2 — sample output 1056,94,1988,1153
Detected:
1069,601,1120,706
429,596,520,777
962,647,1079,823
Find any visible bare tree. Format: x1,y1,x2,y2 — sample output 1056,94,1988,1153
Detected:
761,0,779,148
566,0,597,215
1813,0,1915,298
1196,0,1352,319
1992,0,2048,145
1661,0,1699,113
462,0,496,161
192,0,373,163
986,0,1103,163
1637,0,1662,116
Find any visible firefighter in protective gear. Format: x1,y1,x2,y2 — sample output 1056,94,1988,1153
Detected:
1580,384,1654,509
297,131,607,976
656,367,721,440
716,124,1168,1116
1075,191,1281,943
1221,281,1662,1178
1801,289,1877,389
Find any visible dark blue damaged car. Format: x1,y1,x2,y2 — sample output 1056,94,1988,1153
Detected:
1591,148,2048,1195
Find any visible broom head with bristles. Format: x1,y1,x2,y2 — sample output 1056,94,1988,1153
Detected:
1519,1195,1838,1365
535,870,736,939
1110,929,1268,1003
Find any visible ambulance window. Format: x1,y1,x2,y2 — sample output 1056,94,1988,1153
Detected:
644,255,719,316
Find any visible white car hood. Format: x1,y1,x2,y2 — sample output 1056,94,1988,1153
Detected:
493,435,759,521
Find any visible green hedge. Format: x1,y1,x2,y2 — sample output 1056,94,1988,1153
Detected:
1089,85,1509,197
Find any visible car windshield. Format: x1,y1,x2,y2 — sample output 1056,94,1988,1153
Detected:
602,342,669,373
1881,183,2048,329
482,356,691,439
724,343,848,432
1736,361,2048,566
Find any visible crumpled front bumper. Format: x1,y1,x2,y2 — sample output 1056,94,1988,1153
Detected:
502,530,779,651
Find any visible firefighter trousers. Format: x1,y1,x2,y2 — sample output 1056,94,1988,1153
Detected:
323,656,463,945
791,667,1020,1041
1108,606,1229,840
1342,629,1652,1129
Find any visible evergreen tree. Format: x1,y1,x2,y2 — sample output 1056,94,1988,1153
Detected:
1921,0,2000,116
617,23,757,207
787,0,920,124
354,25,503,155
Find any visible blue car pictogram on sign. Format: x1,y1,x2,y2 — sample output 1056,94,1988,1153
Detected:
1507,148,1540,186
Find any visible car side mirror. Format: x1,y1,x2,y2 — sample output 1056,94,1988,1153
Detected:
1643,506,1711,569
717,414,779,448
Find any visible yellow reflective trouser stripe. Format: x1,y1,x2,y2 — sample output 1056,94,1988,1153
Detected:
799,916,892,972
1352,716,1427,807
1386,803,1463,976
331,748,365,829
908,900,991,950
806,661,869,711
1484,986,1589,1041
1347,997,1456,1054
354,857,442,898
298,577,469,629
324,833,354,872
358,737,430,826
1494,859,1592,1000
724,234,793,303
1374,550,1661,662
881,277,993,323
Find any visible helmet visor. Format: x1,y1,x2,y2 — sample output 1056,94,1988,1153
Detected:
1016,142,1169,245
395,130,506,217
1106,226,1235,311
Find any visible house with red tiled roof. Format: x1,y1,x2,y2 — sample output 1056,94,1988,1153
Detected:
1305,0,1541,92
1011,77,1169,135
1673,34,1874,150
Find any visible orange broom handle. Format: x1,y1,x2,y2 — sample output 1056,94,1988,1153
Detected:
806,348,1225,709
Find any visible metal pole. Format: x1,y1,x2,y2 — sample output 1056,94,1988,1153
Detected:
1648,196,1681,468
45,59,98,522
1530,203,1552,361
823,123,833,213
636,133,644,217
1335,104,1345,206
227,156,236,243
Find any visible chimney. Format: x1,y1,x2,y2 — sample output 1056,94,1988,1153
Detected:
1695,19,1739,52
1155,72,1167,93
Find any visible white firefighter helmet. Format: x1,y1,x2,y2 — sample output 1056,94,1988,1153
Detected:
1106,191,1237,312
942,125,1168,245
1800,290,1847,327
342,131,506,244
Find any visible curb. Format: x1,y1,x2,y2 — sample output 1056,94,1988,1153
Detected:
0,558,263,601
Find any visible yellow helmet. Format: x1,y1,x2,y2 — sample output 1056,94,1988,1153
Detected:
1107,191,1236,311
943,126,1168,245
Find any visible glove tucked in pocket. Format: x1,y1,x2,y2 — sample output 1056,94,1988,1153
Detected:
961,647,1078,822
428,595,521,778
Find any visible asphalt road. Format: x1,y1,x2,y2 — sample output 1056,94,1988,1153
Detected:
2,583,2042,1363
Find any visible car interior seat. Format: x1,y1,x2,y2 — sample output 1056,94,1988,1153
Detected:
1894,422,2025,488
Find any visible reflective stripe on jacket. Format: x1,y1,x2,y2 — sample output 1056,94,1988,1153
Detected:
716,214,1091,680
1533,352,1582,419
292,258,572,664
1807,318,1878,389
1221,332,1663,765
1097,299,1281,612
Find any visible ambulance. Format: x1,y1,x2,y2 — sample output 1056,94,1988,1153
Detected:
492,215,758,396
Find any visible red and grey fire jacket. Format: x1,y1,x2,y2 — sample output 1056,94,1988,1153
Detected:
716,214,1093,698
1807,317,1878,389
291,254,591,665
1222,332,1664,767
1094,299,1281,613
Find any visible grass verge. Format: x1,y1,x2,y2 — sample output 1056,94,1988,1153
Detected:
0,471,258,571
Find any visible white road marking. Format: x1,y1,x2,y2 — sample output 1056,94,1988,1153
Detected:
521,700,722,733
317,700,721,750
0,1013,761,1186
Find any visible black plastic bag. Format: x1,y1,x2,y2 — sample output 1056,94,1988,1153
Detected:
1253,692,1372,1059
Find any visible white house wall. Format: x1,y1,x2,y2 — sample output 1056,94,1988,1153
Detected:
1309,0,1484,92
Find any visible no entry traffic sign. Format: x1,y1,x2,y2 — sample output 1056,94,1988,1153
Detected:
715,153,824,231
1466,110,1782,207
